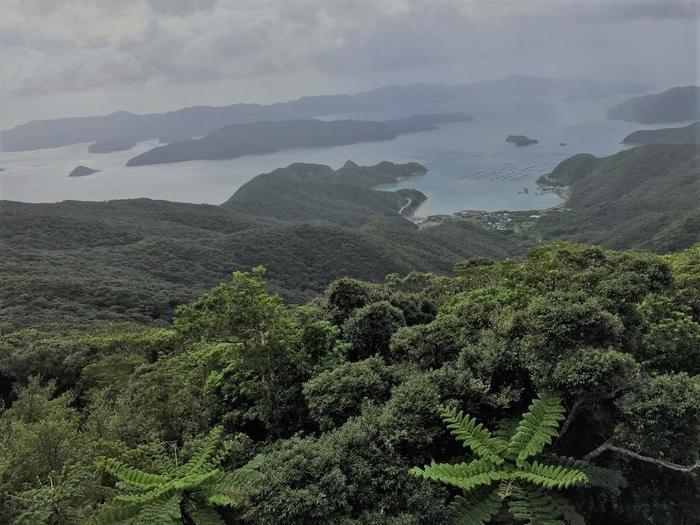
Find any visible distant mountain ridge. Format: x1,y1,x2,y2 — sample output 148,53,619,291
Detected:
1,76,650,152
622,122,700,145
125,114,471,166
607,86,700,124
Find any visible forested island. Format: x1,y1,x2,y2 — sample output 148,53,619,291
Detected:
506,134,538,147
0,76,647,152
125,114,471,166
622,121,700,145
88,138,138,153
68,165,100,177
607,86,700,124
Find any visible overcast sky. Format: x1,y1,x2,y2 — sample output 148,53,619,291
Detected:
1,0,698,127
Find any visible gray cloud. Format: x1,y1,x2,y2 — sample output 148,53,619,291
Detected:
1,0,698,125
145,0,219,16
598,0,699,20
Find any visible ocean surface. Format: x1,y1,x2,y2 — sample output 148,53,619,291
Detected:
0,96,653,215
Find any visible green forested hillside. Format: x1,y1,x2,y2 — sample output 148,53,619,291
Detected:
535,144,700,251
1,243,698,524
623,121,700,145
0,162,520,331
606,86,700,123
223,160,428,227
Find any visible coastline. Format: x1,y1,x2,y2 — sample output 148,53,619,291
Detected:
404,178,571,231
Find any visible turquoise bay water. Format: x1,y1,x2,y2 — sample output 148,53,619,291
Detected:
0,96,649,215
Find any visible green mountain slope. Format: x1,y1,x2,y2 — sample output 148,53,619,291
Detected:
0,162,519,330
536,144,700,250
622,121,700,144
607,86,700,124
223,161,427,227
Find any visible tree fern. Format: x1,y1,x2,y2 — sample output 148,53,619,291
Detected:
507,392,566,465
508,487,587,525
450,489,502,525
410,458,507,491
508,486,567,525
410,393,595,525
440,405,507,464
513,461,589,489
92,427,262,524
547,455,626,491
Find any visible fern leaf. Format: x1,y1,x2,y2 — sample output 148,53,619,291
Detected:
497,479,516,500
514,461,588,490
180,427,225,476
138,494,181,524
450,489,502,525
97,458,171,490
440,405,507,464
546,455,626,491
203,456,263,507
410,458,507,492
116,471,218,505
188,504,227,525
508,486,566,525
507,392,566,465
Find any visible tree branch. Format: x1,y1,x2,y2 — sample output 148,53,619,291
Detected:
556,399,584,443
585,441,700,473
557,372,642,443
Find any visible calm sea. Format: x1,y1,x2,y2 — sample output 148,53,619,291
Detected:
0,95,652,215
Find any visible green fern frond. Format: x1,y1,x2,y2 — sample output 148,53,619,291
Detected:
138,494,181,524
97,458,171,490
546,455,626,491
514,461,588,490
508,486,566,525
205,468,261,507
116,471,218,505
450,489,502,525
410,458,506,491
93,429,261,524
411,394,608,525
440,405,507,464
180,427,225,476
497,479,516,500
507,392,566,465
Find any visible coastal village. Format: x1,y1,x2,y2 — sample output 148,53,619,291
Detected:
414,184,571,233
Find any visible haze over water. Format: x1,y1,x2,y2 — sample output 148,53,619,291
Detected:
0,95,648,215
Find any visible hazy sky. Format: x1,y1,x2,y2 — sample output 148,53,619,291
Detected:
1,0,698,127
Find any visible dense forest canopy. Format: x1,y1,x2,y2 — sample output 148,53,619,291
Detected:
1,144,698,524
1,243,698,523
3,0,699,521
